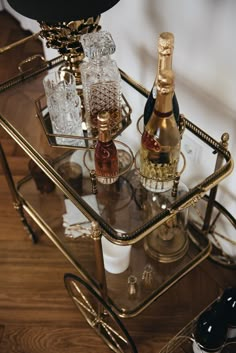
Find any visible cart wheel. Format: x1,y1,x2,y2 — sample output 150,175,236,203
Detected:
64,273,138,353
189,195,236,268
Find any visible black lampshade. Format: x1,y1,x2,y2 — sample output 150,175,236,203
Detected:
6,0,120,22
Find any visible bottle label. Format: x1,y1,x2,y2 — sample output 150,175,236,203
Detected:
141,130,161,152
227,326,236,339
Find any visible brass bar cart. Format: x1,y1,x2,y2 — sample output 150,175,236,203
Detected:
0,37,234,352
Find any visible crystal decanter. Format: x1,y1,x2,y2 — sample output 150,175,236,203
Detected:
80,30,122,137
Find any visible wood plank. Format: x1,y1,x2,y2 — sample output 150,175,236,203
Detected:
0,326,112,353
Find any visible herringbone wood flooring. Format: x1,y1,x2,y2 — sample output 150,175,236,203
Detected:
0,10,235,353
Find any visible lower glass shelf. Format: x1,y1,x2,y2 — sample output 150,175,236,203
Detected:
17,171,212,318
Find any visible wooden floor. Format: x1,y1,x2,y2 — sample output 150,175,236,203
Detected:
0,10,236,353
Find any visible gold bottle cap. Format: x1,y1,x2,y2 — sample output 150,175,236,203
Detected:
158,32,174,55
157,69,175,95
97,111,110,132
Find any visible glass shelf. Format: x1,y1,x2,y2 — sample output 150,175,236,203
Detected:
0,55,233,244
17,167,211,318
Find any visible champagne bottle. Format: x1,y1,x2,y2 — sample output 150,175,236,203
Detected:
143,32,179,126
219,287,236,339
95,111,119,185
140,69,181,193
193,303,228,353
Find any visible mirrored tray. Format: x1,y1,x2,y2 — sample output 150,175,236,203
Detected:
35,93,132,150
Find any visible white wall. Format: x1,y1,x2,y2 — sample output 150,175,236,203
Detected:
101,0,236,222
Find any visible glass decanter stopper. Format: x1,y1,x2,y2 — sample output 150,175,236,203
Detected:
141,264,155,290
95,111,119,185
128,275,138,299
80,31,122,137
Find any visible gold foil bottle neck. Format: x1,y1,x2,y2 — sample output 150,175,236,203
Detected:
158,32,174,55
97,111,112,142
97,111,110,132
157,69,175,95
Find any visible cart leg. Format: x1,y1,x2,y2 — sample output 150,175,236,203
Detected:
91,221,108,303
0,142,37,243
202,133,229,233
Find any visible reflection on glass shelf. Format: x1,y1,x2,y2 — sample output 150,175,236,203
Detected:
17,174,98,281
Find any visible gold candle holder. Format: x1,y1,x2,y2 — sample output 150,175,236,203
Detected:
39,17,101,86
